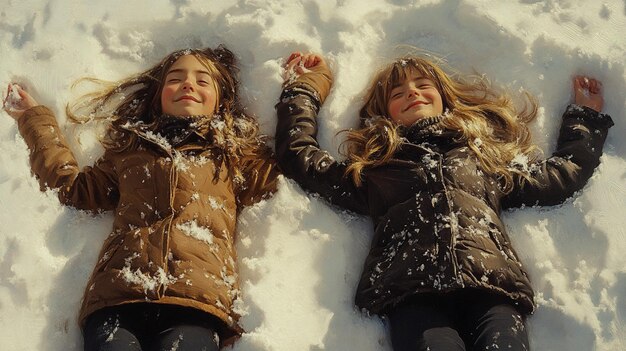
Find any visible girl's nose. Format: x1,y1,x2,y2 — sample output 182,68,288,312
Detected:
182,80,194,91
407,86,419,98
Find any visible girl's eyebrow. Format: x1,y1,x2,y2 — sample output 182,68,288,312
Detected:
414,77,433,83
166,69,211,76
390,75,430,89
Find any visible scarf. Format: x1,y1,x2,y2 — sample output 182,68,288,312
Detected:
150,114,212,147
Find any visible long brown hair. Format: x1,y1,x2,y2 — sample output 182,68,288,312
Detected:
343,56,540,192
66,45,265,181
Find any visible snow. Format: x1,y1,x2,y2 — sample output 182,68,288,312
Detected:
120,261,178,295
0,0,624,350
2,83,22,111
176,220,215,245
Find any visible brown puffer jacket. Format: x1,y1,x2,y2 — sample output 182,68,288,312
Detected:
275,86,613,316
18,106,279,342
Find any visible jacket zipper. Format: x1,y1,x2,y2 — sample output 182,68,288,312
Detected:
435,155,463,288
128,128,178,299
159,152,178,298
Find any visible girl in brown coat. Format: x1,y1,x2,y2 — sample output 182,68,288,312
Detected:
275,53,613,351
4,46,279,351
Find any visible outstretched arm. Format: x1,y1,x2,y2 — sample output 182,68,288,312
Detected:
4,83,119,212
502,76,613,209
276,53,369,215
282,52,333,104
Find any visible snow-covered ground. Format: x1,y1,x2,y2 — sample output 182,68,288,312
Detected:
1,0,625,350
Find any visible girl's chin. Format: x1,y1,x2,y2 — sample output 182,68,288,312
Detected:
402,115,428,124
166,109,213,117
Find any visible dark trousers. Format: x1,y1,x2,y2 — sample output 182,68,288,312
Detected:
83,303,220,351
387,290,530,351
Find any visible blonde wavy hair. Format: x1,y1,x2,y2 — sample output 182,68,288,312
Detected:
343,55,540,192
66,45,266,181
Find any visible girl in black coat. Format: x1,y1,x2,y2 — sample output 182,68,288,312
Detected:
275,53,613,351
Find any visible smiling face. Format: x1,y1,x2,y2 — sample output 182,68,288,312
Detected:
160,54,219,117
386,72,444,126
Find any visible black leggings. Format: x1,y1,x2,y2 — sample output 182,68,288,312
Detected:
83,303,220,351
387,290,530,351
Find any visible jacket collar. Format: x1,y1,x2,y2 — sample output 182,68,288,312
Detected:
397,114,463,155
400,115,447,143
151,114,212,146
119,114,213,153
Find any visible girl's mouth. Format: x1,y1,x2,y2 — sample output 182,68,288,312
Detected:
404,101,427,112
176,95,200,102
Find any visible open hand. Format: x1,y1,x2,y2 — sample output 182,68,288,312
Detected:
285,52,324,72
3,83,39,121
281,52,333,104
573,76,603,112
283,52,327,83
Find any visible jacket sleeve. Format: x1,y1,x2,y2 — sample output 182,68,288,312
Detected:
501,104,614,209
236,145,280,208
275,85,369,215
17,106,119,211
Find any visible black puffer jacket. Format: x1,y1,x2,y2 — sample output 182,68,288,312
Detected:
275,86,613,315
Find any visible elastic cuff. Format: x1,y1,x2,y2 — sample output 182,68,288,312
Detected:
565,104,614,129
280,83,322,108
21,105,53,119
17,105,57,133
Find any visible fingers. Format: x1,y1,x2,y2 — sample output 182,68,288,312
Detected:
3,84,18,110
574,75,602,94
286,52,302,64
573,75,604,112
285,55,303,73
301,54,322,68
16,84,29,99
3,91,25,120
4,83,31,117
303,54,320,68
285,52,303,70
284,53,313,80
573,76,582,90
284,52,324,69
589,78,602,94
3,84,10,107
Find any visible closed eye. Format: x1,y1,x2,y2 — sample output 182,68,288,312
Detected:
414,78,435,88
391,91,403,99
